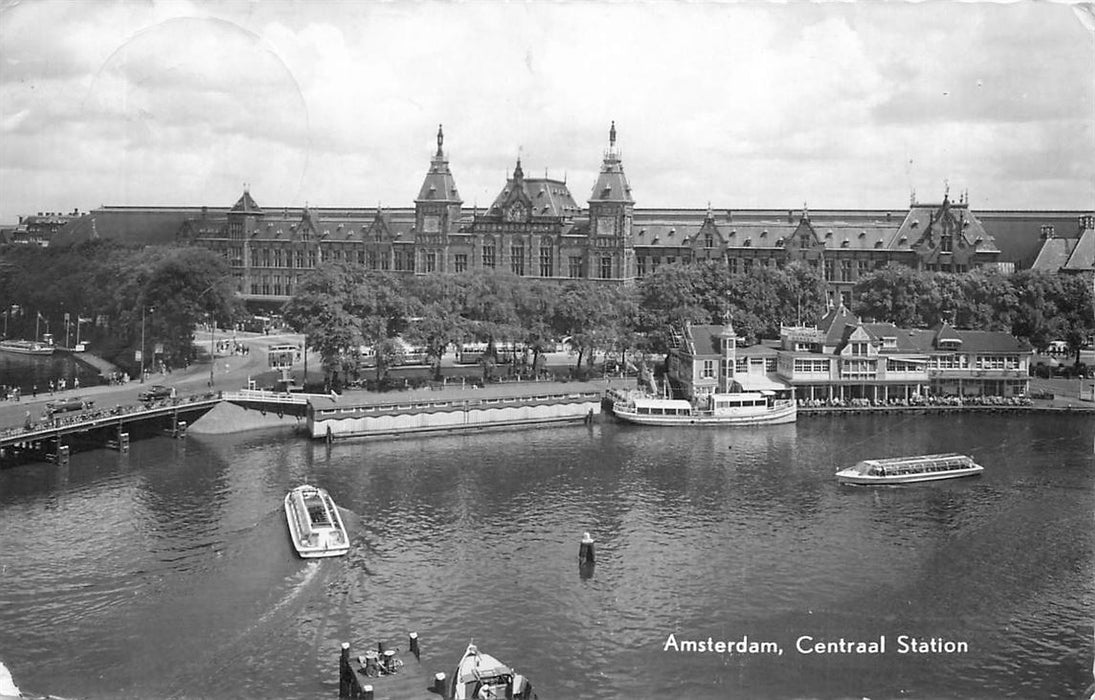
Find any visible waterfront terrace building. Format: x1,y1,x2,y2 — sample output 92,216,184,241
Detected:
777,305,1031,403
665,320,790,402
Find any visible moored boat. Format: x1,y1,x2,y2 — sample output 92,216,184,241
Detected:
0,339,54,356
836,453,984,485
612,390,797,426
283,485,350,558
449,643,535,700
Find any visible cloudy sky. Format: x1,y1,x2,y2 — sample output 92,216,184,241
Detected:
1,1,1092,225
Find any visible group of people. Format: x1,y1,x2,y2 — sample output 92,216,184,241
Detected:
3,375,83,402
797,394,1034,408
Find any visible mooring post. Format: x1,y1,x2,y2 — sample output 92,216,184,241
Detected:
409,631,420,659
339,641,362,698
361,684,374,700
579,531,595,564
433,672,447,695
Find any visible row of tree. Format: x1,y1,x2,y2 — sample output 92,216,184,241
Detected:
0,241,240,374
2,241,1092,386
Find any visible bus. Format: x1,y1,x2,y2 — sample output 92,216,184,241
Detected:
268,343,298,370
456,342,489,364
359,345,377,369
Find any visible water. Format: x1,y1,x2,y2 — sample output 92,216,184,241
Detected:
0,413,1091,699
0,351,101,395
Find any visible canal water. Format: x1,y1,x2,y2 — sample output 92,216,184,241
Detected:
0,351,101,395
0,413,1091,699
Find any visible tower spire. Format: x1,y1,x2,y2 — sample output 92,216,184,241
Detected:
436,124,444,156
609,120,616,147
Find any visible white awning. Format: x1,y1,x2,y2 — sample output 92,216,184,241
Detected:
733,374,791,391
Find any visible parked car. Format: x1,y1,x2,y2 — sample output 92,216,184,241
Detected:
45,397,93,417
138,384,174,402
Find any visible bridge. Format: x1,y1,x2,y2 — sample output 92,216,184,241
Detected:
0,390,311,467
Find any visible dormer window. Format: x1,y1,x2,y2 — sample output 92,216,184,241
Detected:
841,239,849,247
825,230,833,238
874,240,883,248
704,233,713,248
911,220,919,228
899,236,908,245
761,229,768,237
858,231,866,238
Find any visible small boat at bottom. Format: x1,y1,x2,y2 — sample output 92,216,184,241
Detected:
283,485,350,558
836,453,984,485
449,643,535,700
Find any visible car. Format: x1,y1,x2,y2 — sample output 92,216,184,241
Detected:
45,397,93,416
138,384,174,402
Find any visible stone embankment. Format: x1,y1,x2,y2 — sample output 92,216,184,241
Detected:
188,401,303,435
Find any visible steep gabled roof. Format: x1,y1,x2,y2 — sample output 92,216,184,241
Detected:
415,125,462,204
1062,227,1095,271
589,122,633,205
230,189,262,214
684,324,724,357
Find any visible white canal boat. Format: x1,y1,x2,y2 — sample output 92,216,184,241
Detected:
283,485,350,558
612,390,797,426
449,643,535,700
836,453,984,486
0,339,54,356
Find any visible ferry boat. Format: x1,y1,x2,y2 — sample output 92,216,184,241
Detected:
0,339,54,356
283,485,350,558
836,453,984,485
612,390,797,426
449,643,534,700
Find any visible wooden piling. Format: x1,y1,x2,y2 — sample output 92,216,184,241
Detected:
339,641,364,698
433,672,447,695
409,631,420,659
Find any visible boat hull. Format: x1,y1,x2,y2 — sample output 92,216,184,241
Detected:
612,402,797,426
283,486,350,558
836,466,983,485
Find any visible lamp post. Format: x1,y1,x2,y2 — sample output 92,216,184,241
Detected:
140,306,153,383
209,313,216,389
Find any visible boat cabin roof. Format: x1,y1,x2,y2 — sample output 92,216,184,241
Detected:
631,398,693,410
859,452,969,467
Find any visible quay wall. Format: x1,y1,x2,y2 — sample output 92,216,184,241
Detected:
799,404,1094,416
310,392,601,440
189,401,302,434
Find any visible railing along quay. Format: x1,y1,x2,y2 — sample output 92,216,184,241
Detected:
0,393,221,465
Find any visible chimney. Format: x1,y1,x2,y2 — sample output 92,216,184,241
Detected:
1080,215,1095,232
1041,224,1055,239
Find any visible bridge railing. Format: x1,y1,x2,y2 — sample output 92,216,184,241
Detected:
221,389,310,405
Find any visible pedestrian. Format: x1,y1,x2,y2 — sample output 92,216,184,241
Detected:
73,377,80,390
24,410,31,430
48,380,54,395
32,384,37,398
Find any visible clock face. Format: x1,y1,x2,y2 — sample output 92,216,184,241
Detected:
507,203,526,222
598,216,615,235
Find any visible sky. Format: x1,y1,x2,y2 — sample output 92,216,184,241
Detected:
1,0,1093,225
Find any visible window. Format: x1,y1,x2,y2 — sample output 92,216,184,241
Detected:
273,250,284,268
366,251,377,269
569,256,584,278
539,246,553,277
600,255,612,279
840,259,852,282
941,234,952,253
850,342,869,356
858,260,870,278
425,251,437,273
483,243,496,269
743,258,752,275
728,258,738,274
824,259,834,281
454,253,468,273
793,358,830,374
637,256,647,276
380,252,390,271
704,232,714,248
702,360,715,378
735,357,748,373
511,244,524,275
308,250,316,268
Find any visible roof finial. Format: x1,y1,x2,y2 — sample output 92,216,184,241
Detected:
609,121,616,147
944,178,950,201
803,201,809,220
436,124,444,156
910,187,917,207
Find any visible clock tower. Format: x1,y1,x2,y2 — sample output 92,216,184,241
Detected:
587,121,635,280
414,124,463,238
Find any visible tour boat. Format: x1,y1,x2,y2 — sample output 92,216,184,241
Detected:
449,643,535,700
0,339,54,356
612,390,797,426
836,453,984,485
283,485,350,558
